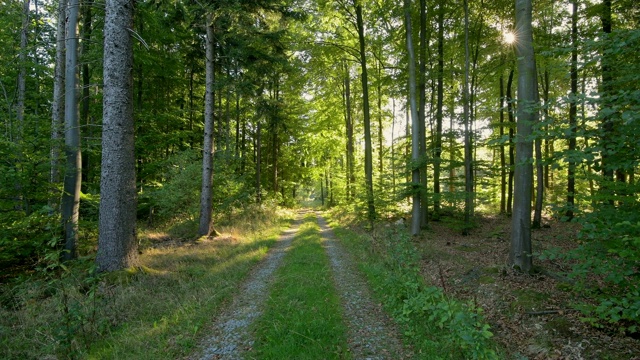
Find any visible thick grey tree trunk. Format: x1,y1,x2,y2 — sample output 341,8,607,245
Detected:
50,0,66,207
510,0,538,273
199,15,216,237
61,0,81,260
96,0,138,272
355,1,375,223
404,0,420,236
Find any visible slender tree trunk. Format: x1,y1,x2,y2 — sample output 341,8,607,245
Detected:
198,15,217,237
355,2,375,223
96,0,137,271
499,72,506,214
533,131,543,228
377,59,383,184
62,0,81,260
51,0,66,208
510,0,538,273
17,0,29,141
507,67,515,214
342,61,354,201
391,98,396,195
434,4,445,216
600,0,614,186
463,0,473,234
418,0,429,227
404,0,420,236
256,122,262,203
80,1,92,182
566,0,578,219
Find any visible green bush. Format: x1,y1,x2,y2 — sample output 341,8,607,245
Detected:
542,206,640,333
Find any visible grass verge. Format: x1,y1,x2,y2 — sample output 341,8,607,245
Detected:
0,207,294,360
325,209,499,360
249,214,350,359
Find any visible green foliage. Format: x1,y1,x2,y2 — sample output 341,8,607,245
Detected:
0,206,60,268
328,211,498,359
541,206,640,333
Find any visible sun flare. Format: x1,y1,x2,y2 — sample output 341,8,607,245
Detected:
503,31,516,44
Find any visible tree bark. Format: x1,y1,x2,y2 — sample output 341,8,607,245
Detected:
62,0,81,260
418,0,429,227
342,61,355,201
51,0,66,208
510,0,538,273
499,71,506,214
565,0,578,220
404,0,420,236
198,14,216,237
355,2,375,223
96,0,138,271
463,0,473,234
506,67,515,214
434,3,445,216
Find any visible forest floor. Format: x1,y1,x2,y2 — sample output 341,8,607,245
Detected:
415,213,640,359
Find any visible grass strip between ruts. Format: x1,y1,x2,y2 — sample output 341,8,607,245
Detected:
249,214,351,359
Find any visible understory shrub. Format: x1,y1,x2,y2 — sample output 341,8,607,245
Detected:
541,205,640,333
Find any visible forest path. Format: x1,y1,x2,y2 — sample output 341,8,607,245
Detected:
316,212,410,359
191,212,304,360
192,210,409,359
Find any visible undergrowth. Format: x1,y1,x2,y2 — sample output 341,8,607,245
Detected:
326,209,499,360
0,205,293,359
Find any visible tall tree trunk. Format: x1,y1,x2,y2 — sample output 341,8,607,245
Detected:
533,130,543,228
565,0,578,220
80,1,92,183
434,3,445,216
463,0,473,234
600,0,614,186
355,2,375,223
404,0,420,236
256,121,262,203
96,0,137,271
17,0,29,141
506,67,515,214
51,0,66,209
62,0,81,260
418,0,429,227
377,58,383,184
198,15,217,237
342,61,354,201
499,71,506,214
510,0,538,273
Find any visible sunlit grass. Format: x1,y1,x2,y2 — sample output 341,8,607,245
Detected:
0,208,294,360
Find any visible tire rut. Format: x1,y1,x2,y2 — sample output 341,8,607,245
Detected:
316,213,411,359
192,214,303,360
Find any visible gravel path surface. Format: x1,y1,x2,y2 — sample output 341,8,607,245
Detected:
316,213,410,359
192,216,302,360
192,211,409,359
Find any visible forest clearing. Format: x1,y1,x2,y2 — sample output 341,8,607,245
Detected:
1,0,640,358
